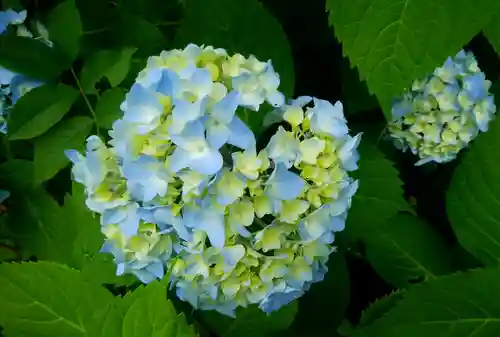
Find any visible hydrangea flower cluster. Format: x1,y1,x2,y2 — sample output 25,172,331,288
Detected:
0,9,51,133
66,44,361,316
387,50,496,165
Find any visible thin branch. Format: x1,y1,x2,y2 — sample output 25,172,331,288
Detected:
70,67,100,135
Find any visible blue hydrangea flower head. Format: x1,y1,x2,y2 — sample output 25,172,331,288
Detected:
388,50,497,165
66,44,360,317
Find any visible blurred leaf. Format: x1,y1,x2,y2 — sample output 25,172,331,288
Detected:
95,88,126,129
80,48,137,93
80,252,137,286
327,0,500,118
0,35,65,80
202,302,298,337
8,84,79,140
0,159,33,193
447,115,500,266
341,59,378,115
353,268,500,336
1,0,22,10
7,189,73,263
359,290,405,327
117,281,197,337
175,0,294,97
110,15,165,57
0,261,115,337
292,253,350,337
33,116,93,185
364,213,455,287
47,0,82,63
484,12,500,57
347,141,409,239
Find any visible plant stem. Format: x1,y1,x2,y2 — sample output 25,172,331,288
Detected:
70,67,100,135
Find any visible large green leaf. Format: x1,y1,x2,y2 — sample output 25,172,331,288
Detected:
0,261,114,337
8,84,79,140
291,252,350,337
354,268,500,336
326,0,500,118
174,0,294,97
484,12,500,57
94,88,126,129
90,281,196,337
346,141,408,238
47,0,83,63
364,213,455,287
34,116,93,185
80,48,137,93
0,159,33,193
0,35,65,80
447,116,500,266
120,281,196,337
201,301,298,337
7,189,73,262
359,290,405,327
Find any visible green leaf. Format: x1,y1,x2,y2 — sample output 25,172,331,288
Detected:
95,88,126,129
359,290,405,327
346,141,408,238
326,0,500,118
91,281,196,337
446,115,500,266
80,48,137,93
34,116,93,185
484,12,500,57
62,182,104,267
354,268,500,336
0,35,65,80
47,0,83,63
120,281,193,337
0,159,34,193
7,189,73,263
291,252,350,336
341,59,379,115
0,261,114,337
8,84,79,140
175,0,294,97
202,301,298,337
364,213,455,287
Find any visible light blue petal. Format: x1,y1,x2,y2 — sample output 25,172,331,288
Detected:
266,164,305,201
206,122,230,150
227,116,256,150
259,287,303,313
0,190,10,203
267,90,285,107
170,99,205,134
0,9,26,34
0,67,18,85
199,209,226,248
189,149,223,175
168,147,190,172
212,90,240,124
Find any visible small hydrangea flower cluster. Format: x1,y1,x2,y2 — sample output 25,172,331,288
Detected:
388,50,496,165
66,44,361,316
0,8,51,133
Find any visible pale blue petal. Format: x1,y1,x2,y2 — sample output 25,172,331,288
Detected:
266,164,305,201
189,149,223,175
267,90,285,107
227,116,256,150
259,287,303,313
0,9,26,34
206,122,230,149
168,147,190,172
212,91,240,124
0,67,17,85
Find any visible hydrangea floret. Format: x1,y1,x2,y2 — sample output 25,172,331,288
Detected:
387,50,497,165
0,8,51,133
66,44,361,316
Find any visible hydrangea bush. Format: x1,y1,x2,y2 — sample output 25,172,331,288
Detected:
1,1,500,337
